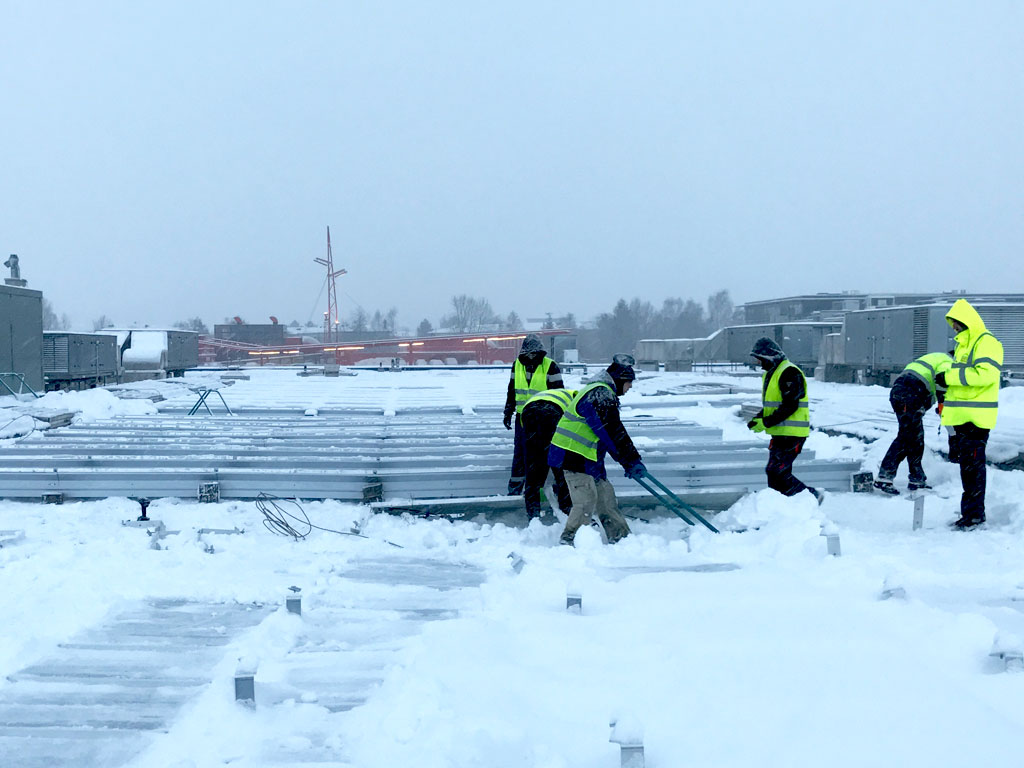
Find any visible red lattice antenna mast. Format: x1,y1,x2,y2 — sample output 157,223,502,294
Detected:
314,226,347,345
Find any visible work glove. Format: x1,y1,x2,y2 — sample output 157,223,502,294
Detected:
747,417,766,433
935,371,947,389
624,462,647,481
503,413,513,430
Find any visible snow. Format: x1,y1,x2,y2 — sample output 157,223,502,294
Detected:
0,367,1022,767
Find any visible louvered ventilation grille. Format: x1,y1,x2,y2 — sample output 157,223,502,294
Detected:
979,308,1024,368
42,336,69,372
912,309,928,358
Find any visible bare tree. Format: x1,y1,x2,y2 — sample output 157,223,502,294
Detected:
706,289,735,332
440,295,498,333
92,315,115,331
42,299,71,331
504,311,523,331
650,297,706,338
595,298,655,360
173,317,209,334
350,307,368,333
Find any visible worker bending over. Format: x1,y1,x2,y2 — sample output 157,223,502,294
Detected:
874,352,952,495
549,354,645,546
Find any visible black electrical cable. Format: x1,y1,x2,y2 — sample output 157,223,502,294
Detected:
256,492,403,547
812,417,893,429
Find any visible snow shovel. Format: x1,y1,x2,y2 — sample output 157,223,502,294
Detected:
633,474,695,526
634,469,720,533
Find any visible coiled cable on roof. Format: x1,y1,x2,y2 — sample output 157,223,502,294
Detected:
256,492,403,548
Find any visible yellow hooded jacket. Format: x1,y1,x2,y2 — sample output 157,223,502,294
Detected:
941,299,1003,430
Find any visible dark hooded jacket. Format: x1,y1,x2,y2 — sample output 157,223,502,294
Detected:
547,370,641,480
750,337,805,429
503,334,563,420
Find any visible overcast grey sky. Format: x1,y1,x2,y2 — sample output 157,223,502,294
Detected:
2,2,1022,331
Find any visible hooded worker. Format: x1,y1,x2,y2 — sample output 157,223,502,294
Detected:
936,299,1003,529
549,354,644,545
503,334,563,494
873,351,952,495
746,337,822,503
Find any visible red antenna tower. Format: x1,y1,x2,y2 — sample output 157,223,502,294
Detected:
314,226,347,346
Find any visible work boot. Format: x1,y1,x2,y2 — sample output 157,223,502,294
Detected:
907,481,932,491
558,530,575,546
873,480,899,496
950,515,985,531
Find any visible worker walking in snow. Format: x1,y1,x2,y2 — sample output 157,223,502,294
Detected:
520,388,577,522
746,337,822,503
503,334,564,495
549,354,645,545
873,352,952,495
937,300,1003,530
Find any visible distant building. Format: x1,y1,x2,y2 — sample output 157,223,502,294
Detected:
742,291,1024,324
214,323,287,347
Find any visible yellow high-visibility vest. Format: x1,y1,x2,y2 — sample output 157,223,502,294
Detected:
549,381,613,461
513,357,553,414
762,361,810,437
524,388,576,411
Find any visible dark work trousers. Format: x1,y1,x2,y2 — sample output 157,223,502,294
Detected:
766,435,809,496
521,402,573,519
878,377,931,484
947,429,961,464
954,423,989,523
507,415,526,495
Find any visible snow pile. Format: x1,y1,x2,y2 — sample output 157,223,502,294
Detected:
33,387,159,421
0,411,46,438
698,488,829,560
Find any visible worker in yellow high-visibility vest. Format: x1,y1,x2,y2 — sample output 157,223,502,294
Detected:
520,388,577,522
873,352,952,495
746,337,822,503
936,299,1003,530
502,334,563,495
549,354,644,545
